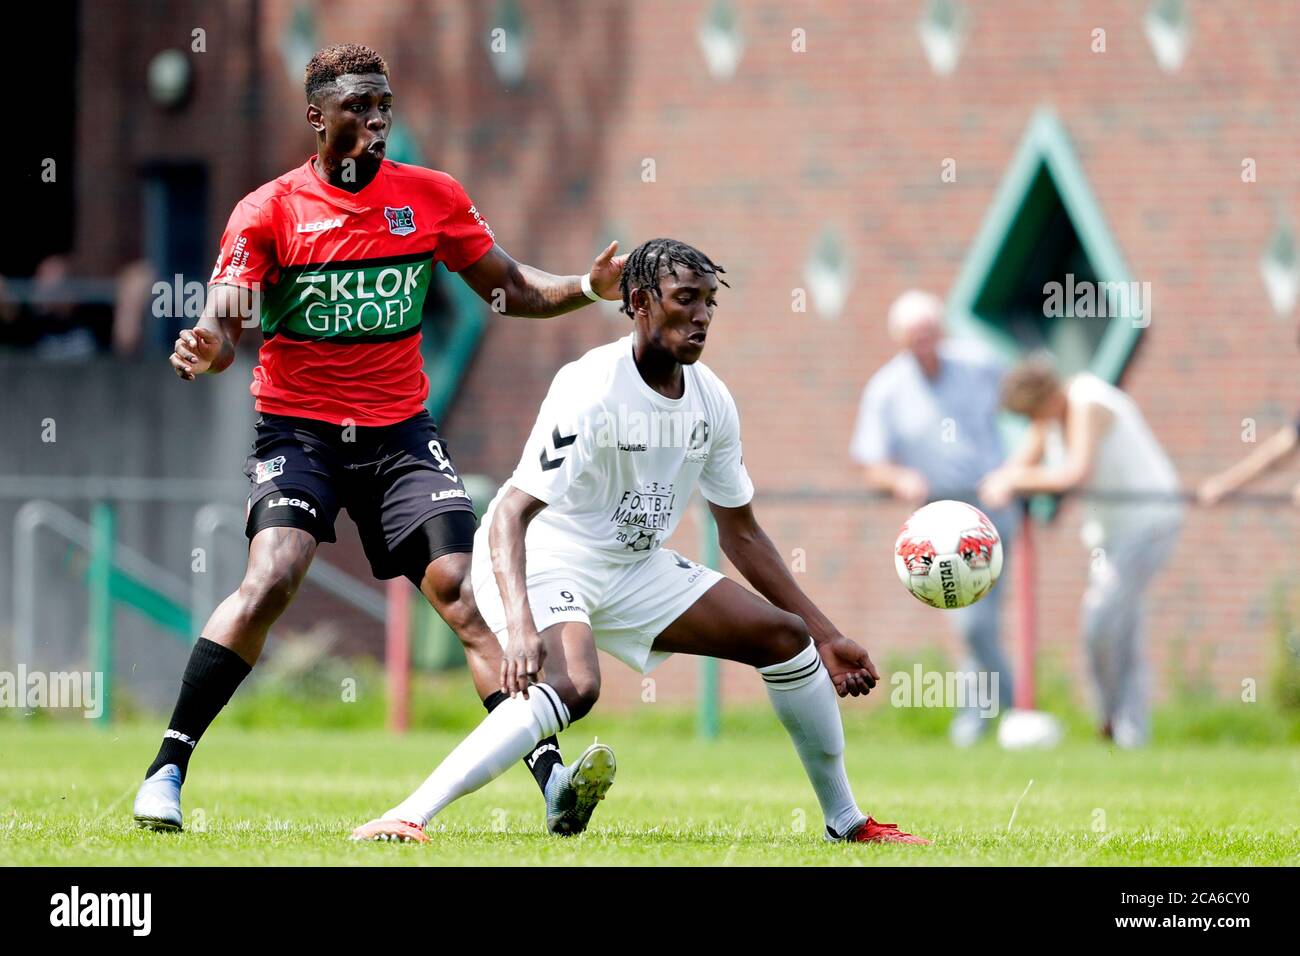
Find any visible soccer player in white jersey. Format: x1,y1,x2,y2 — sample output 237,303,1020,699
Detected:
351,238,929,845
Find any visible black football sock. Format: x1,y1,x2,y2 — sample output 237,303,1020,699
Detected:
484,690,564,793
145,638,252,782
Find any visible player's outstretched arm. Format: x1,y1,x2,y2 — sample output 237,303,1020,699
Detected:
981,402,1109,506
169,283,251,380
708,501,879,697
457,241,627,318
1198,423,1299,505
488,486,551,697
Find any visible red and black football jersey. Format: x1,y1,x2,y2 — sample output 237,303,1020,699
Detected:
209,157,495,426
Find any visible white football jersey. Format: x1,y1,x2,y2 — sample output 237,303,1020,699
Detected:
483,333,754,563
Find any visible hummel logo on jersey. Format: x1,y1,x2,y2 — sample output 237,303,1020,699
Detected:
540,425,577,471
296,217,343,233
384,205,417,236
618,441,647,452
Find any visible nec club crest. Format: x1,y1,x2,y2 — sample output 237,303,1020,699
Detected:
384,205,417,236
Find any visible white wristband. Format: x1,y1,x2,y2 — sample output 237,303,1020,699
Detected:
580,272,601,302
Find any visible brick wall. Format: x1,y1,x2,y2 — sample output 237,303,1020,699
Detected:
73,1,1300,712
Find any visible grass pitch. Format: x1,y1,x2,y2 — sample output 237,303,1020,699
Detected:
2,715,1297,866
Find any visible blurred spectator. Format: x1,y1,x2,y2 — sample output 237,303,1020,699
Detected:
0,255,163,357
112,258,159,356
981,359,1183,748
850,290,1016,746
27,256,98,359
0,255,108,357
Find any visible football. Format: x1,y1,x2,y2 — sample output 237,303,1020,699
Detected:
894,500,1003,609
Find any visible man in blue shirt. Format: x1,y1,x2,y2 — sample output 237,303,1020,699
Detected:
850,290,1014,745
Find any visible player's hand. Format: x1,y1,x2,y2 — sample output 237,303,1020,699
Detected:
978,468,1017,510
1197,476,1229,506
817,635,880,698
501,625,546,698
587,240,627,300
170,327,222,380
893,469,929,506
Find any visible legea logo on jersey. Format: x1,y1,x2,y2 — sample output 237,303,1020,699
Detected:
384,205,417,236
297,217,343,233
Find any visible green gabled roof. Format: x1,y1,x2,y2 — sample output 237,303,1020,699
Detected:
948,108,1143,384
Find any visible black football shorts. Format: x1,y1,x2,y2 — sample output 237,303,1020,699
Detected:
243,411,477,580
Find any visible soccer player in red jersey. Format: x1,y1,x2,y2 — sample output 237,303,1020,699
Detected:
133,44,624,836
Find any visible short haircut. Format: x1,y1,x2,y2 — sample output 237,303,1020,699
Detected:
1001,357,1061,417
887,289,945,341
619,238,729,318
304,43,389,101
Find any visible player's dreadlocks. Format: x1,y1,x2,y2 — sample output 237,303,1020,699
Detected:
619,238,729,318
304,43,389,100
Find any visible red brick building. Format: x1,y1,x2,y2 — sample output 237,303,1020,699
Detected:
66,0,1300,712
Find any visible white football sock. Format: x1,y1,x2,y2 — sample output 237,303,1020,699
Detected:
384,683,570,827
759,640,866,837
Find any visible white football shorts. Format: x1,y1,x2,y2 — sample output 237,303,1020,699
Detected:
470,525,724,674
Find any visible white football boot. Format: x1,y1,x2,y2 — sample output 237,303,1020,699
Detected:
133,764,184,832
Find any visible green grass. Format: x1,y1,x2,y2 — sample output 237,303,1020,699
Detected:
2,713,1298,866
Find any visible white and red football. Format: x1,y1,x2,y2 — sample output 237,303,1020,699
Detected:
894,500,1003,609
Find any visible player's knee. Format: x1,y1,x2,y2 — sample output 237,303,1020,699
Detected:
556,671,601,721
768,611,810,663
420,556,480,635
237,564,303,623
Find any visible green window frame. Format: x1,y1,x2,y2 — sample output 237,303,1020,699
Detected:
947,108,1144,383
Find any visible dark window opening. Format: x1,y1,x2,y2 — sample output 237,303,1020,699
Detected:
140,164,209,349
970,163,1107,376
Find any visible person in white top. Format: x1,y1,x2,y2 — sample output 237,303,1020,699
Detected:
352,238,928,845
979,358,1183,748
